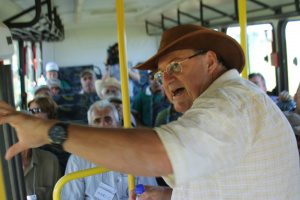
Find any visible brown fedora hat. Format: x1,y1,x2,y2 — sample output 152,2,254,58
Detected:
134,24,245,73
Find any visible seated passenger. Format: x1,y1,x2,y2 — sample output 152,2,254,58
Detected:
79,69,97,94
28,95,70,173
95,77,122,100
95,77,136,127
24,96,62,200
45,61,71,90
34,85,52,98
154,104,183,127
21,147,61,200
61,100,157,199
131,72,162,127
248,72,278,102
276,90,296,111
47,78,61,96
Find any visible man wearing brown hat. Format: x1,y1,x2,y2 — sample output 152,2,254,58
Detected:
1,24,300,200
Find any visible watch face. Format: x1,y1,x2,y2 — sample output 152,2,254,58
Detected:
49,124,67,144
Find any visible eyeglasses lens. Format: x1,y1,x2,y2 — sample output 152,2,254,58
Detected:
154,73,163,85
168,63,181,75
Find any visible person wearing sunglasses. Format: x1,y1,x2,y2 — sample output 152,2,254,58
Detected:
28,95,70,174
2,24,300,200
20,95,62,200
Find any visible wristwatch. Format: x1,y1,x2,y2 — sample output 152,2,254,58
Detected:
48,122,69,150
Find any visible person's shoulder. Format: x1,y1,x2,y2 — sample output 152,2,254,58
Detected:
135,88,147,98
34,148,59,162
68,154,95,167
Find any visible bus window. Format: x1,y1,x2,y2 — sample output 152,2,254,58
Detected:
227,24,276,92
286,21,300,96
24,41,35,102
11,41,22,109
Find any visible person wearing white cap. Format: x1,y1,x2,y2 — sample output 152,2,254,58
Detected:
45,61,71,91
45,62,59,80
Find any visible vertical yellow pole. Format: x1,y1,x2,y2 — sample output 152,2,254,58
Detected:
0,156,7,200
238,0,248,78
115,0,135,192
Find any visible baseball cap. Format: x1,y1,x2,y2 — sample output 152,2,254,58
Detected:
45,62,59,72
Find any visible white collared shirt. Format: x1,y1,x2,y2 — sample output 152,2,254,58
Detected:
155,69,300,199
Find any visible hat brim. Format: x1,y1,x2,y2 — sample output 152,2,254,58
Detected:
134,29,245,73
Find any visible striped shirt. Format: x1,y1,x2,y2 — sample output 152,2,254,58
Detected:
155,69,300,199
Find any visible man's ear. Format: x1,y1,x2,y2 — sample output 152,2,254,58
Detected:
205,51,218,73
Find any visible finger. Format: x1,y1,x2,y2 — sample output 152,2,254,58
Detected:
5,142,27,160
128,189,137,200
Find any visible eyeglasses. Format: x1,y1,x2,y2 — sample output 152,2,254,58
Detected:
154,50,207,85
28,108,43,114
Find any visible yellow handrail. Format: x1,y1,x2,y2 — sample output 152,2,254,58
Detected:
0,155,7,200
238,0,248,79
116,0,136,192
53,1,135,199
53,167,110,200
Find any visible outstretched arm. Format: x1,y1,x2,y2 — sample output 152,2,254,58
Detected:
0,101,172,177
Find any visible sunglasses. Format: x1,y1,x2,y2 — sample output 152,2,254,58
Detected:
28,108,43,114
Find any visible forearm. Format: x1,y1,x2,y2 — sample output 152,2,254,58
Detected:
128,70,140,81
0,105,172,176
63,124,172,176
101,68,110,80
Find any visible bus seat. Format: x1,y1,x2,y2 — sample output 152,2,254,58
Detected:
53,93,100,106
57,104,89,121
57,65,102,94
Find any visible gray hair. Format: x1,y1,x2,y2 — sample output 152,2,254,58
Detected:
87,100,120,124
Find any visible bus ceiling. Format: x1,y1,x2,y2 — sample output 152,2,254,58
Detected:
1,0,300,39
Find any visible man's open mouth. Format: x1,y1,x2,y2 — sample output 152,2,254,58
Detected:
172,88,185,97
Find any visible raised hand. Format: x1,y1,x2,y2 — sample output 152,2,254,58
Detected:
0,101,56,160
